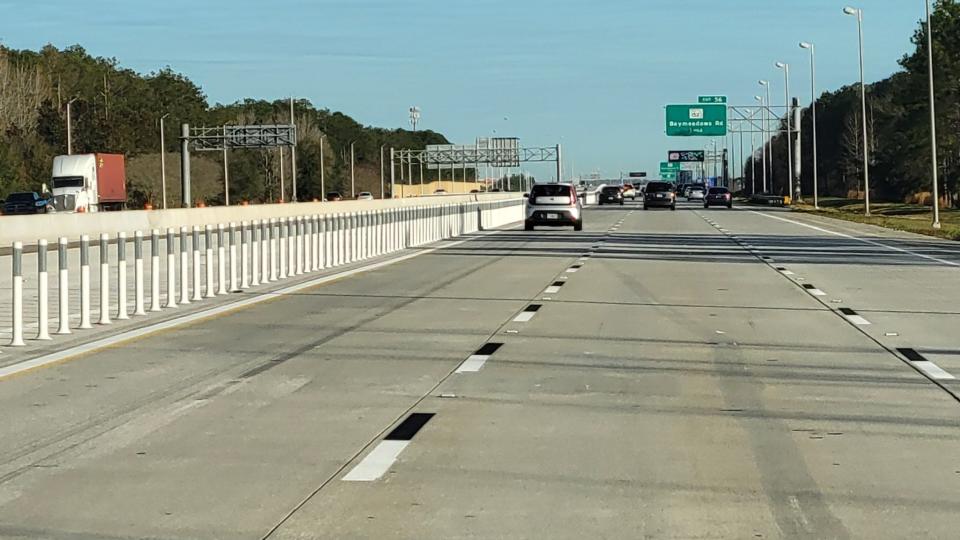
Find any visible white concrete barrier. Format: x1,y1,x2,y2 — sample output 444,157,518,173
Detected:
3,198,524,352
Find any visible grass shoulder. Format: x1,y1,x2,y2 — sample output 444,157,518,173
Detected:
791,198,960,241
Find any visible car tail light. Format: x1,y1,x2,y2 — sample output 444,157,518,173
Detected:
569,192,576,205
77,206,86,213
725,193,731,199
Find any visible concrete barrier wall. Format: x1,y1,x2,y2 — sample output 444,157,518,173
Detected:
0,193,521,246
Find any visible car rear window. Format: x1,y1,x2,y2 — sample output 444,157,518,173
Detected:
531,184,571,197
709,188,729,194
646,182,673,192
601,187,621,193
7,192,37,202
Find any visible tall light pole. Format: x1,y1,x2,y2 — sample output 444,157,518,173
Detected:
380,144,386,199
349,141,356,198
289,97,298,202
160,113,170,209
758,81,772,192
800,42,820,209
66,98,78,155
319,136,325,200
844,6,870,216
924,0,941,229
775,62,795,201
754,96,767,193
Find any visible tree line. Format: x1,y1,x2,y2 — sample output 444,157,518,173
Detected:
0,44,450,206
743,0,960,207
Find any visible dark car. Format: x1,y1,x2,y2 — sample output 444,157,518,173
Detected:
643,182,676,211
2,192,52,215
599,186,624,206
704,187,733,208
325,192,343,202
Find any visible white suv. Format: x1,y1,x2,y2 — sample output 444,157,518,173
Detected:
524,183,583,231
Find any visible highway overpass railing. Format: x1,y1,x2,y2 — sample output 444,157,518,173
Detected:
1,196,523,350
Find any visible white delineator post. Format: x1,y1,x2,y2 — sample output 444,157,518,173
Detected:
192,226,202,302
134,231,146,316
296,216,304,275
217,224,228,295
98,233,112,324
57,237,70,334
165,228,177,308
117,232,129,320
279,218,288,279
205,225,215,298
241,221,250,289
10,242,25,346
251,220,261,287
269,219,278,282
37,239,51,340
150,229,161,312
179,227,190,305
229,222,239,292
79,235,92,328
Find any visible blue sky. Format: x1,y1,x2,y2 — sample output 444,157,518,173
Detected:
2,0,925,180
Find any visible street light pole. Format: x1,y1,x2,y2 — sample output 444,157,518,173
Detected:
754,95,766,193
289,97,298,202
758,82,772,193
845,6,870,216
319,136,325,200
380,144,386,199
66,98,78,155
800,42,820,209
925,0,941,229
350,141,356,199
160,113,170,209
776,62,794,201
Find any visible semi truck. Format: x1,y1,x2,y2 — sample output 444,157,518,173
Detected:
50,153,127,212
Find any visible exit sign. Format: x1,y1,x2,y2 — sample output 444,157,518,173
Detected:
698,96,727,104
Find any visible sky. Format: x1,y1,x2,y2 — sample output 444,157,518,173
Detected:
1,0,926,180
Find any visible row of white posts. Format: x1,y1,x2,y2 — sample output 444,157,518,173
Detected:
7,200,522,347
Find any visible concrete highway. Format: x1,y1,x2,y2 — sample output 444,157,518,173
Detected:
0,200,958,539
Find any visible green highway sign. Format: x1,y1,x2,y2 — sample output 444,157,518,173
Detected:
698,96,727,104
661,170,678,180
665,104,728,136
659,162,681,172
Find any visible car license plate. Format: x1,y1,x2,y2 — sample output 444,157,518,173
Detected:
656,194,664,198
547,213,559,220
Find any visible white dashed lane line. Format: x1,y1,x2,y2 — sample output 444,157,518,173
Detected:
455,342,503,374
802,284,827,297
512,304,542,322
899,348,956,381
838,308,871,326
343,413,435,482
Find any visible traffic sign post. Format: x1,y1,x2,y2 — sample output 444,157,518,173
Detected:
659,162,680,181
665,104,728,136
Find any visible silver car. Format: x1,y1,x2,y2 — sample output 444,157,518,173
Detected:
687,186,706,201
525,183,583,231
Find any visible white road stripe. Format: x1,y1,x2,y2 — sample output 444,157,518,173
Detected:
843,314,871,325
456,354,491,373
565,267,579,273
752,211,960,267
513,311,536,322
914,361,956,380
780,270,795,275
544,286,561,294
342,440,410,481
808,288,827,296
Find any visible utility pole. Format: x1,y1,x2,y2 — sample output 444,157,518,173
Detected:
350,141,356,198
160,113,170,209
279,146,285,202
320,136,325,199
380,144,386,199
66,98,78,155
223,127,230,206
290,97,298,202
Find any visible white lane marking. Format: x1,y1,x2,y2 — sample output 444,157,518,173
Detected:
843,314,872,325
342,440,410,481
753,211,960,267
513,311,536,322
544,286,562,294
565,267,579,273
808,288,827,297
0,228,511,381
456,354,491,373
914,361,956,380
780,270,795,275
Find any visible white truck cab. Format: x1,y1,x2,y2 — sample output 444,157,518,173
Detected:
50,154,126,212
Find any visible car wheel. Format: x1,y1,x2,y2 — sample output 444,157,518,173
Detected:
573,221,583,231
704,203,709,209
727,203,733,209
643,204,648,210
670,205,676,211
619,201,624,206
524,222,534,231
